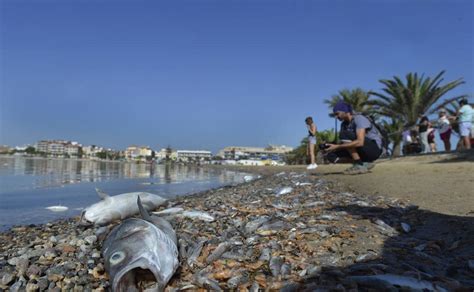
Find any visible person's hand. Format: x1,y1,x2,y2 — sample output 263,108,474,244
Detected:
325,143,339,152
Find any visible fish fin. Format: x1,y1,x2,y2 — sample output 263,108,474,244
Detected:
95,188,110,200
137,195,153,222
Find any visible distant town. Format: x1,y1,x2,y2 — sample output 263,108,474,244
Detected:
0,140,293,166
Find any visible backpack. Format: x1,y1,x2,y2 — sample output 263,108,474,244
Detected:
365,115,390,156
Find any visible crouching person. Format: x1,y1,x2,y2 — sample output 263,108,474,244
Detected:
324,101,383,174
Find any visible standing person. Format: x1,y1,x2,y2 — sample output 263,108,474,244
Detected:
418,116,430,153
323,102,383,174
456,99,473,149
427,121,437,152
437,108,452,152
305,117,318,170
402,129,413,155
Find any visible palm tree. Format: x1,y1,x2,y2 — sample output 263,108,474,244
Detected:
368,71,466,154
368,71,466,128
380,119,404,156
324,88,374,115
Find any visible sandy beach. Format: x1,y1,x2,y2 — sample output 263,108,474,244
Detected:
1,152,473,290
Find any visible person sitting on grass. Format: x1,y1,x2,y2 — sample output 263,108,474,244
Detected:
323,101,383,175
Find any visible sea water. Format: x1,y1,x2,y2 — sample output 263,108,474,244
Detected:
0,156,246,231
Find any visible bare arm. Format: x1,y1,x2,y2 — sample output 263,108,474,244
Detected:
326,128,365,151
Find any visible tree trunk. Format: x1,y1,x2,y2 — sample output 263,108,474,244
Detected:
392,141,402,157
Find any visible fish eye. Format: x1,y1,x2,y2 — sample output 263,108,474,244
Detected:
110,251,125,265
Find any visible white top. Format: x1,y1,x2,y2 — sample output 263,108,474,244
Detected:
437,116,451,134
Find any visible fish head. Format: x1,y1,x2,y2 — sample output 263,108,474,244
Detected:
80,203,106,225
103,218,178,291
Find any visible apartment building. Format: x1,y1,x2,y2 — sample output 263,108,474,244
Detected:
217,145,293,161
176,150,212,162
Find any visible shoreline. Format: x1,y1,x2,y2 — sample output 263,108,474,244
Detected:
1,158,473,290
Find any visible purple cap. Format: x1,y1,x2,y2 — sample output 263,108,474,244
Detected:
333,101,353,113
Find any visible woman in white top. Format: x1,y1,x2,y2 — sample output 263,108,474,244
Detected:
437,108,451,152
305,117,318,170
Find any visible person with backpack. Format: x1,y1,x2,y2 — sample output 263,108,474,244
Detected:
323,101,384,174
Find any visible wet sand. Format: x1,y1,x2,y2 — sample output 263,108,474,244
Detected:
217,150,474,217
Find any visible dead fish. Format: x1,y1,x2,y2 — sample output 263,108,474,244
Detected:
194,269,222,291
295,182,312,186
275,187,293,196
187,240,206,268
401,222,411,233
206,242,232,264
348,274,447,291
45,205,68,212
227,271,249,289
245,216,271,234
152,207,184,216
82,188,166,225
373,219,398,236
258,248,271,261
102,196,178,292
179,211,215,222
269,256,284,277
243,175,260,182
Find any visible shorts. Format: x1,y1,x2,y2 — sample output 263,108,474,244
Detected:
439,129,451,141
332,138,382,163
308,136,316,145
428,131,435,143
459,122,472,137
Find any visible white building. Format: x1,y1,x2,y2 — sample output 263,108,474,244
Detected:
176,150,212,162
217,145,293,161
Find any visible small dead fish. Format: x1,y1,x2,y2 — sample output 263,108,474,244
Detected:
349,274,447,291
275,187,293,196
227,271,249,289
302,201,325,208
152,207,184,215
258,248,271,261
269,256,284,277
179,211,215,222
45,205,68,212
295,182,312,186
373,219,398,236
401,222,411,233
206,242,232,264
243,175,260,182
245,216,270,234
187,240,206,267
194,270,222,291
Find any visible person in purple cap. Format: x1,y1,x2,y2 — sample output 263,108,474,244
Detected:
323,101,383,174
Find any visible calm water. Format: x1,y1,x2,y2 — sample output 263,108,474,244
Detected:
0,156,247,231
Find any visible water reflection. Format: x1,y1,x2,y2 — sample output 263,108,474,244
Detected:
0,156,243,191
0,156,247,230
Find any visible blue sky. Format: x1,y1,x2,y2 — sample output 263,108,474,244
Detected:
1,0,472,153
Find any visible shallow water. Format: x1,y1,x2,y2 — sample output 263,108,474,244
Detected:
0,156,246,231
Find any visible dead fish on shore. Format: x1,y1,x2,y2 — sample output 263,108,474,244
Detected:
152,207,184,216
102,196,178,292
80,188,167,225
243,175,261,182
275,187,293,196
45,205,68,212
153,208,215,222
348,274,447,291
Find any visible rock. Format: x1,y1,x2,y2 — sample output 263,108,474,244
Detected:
49,236,58,244
85,235,97,245
1,271,15,285
36,277,49,290
26,264,42,278
26,281,39,292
